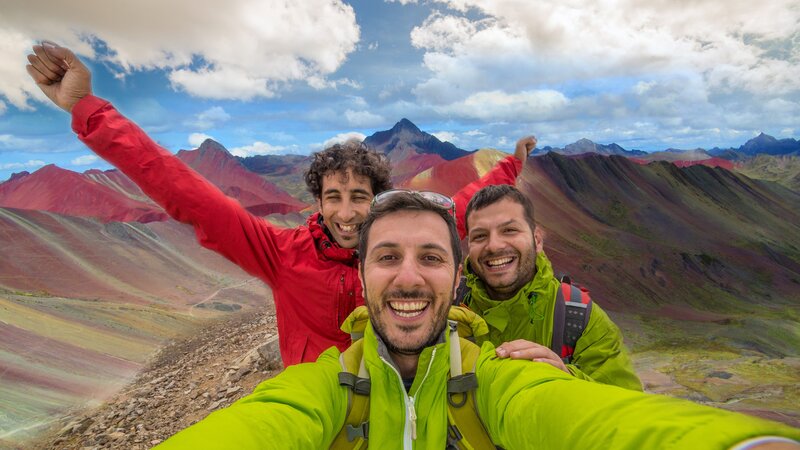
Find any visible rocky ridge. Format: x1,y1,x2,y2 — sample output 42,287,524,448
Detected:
29,310,282,450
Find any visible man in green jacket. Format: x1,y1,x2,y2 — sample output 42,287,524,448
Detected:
157,191,798,449
462,184,642,390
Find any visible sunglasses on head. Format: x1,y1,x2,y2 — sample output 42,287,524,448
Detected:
371,189,456,217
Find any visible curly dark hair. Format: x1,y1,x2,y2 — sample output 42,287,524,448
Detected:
304,140,393,199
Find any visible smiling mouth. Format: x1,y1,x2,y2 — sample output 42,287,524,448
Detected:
389,301,429,318
337,223,358,233
484,256,516,269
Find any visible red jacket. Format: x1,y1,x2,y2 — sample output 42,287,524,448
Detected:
72,95,522,366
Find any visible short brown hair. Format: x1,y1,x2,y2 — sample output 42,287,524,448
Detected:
304,140,392,199
358,192,461,275
465,185,536,233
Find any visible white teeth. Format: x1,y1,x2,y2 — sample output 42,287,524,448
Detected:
389,301,427,318
339,224,356,232
486,257,513,267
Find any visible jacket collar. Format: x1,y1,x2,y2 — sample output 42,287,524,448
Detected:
307,212,359,265
463,251,554,332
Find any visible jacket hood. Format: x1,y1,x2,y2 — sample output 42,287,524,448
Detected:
463,251,554,332
307,212,359,265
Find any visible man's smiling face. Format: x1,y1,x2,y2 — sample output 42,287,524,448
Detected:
317,169,374,248
467,198,536,300
361,210,457,355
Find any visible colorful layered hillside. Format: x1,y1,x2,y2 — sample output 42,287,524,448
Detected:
0,141,307,223
737,154,800,192
0,206,272,444
177,140,307,216
629,149,735,170
399,149,509,195
0,165,167,223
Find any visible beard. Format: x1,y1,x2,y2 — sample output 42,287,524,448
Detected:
367,288,451,356
473,247,536,299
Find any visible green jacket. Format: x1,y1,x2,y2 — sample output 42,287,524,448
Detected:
157,319,799,449
464,251,643,390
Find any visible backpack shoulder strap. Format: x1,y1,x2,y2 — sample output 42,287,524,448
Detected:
551,279,592,363
446,324,496,450
330,340,370,450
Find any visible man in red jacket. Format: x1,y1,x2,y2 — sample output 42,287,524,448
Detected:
25,41,533,366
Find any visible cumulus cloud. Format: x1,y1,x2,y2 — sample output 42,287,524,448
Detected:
229,141,288,157
0,134,52,153
344,109,385,127
436,89,569,121
186,107,231,130
0,0,360,105
1,159,45,170
70,155,98,166
312,132,367,151
189,133,214,148
405,0,800,126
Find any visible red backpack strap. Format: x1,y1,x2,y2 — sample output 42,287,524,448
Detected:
551,279,592,363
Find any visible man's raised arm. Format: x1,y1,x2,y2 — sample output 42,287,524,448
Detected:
26,42,291,285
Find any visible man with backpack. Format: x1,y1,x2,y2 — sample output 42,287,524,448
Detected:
25,42,532,367
461,184,642,390
154,191,798,449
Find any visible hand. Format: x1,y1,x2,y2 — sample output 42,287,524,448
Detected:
514,135,537,161
496,339,569,373
26,41,92,113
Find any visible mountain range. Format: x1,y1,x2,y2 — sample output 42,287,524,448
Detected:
1,119,799,446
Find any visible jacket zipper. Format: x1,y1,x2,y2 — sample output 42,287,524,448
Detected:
380,347,437,449
337,273,345,325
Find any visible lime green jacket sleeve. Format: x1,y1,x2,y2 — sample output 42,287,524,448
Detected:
568,302,642,391
475,343,800,450
155,348,346,449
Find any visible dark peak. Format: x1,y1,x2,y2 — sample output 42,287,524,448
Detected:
8,171,31,183
198,138,231,155
750,133,777,144
391,118,422,134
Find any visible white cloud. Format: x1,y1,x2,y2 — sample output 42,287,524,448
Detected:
464,129,485,137
344,109,385,127
403,0,800,125
0,134,51,153
0,0,360,104
437,89,569,121
312,132,367,151
431,131,457,143
229,141,287,157
189,133,214,148
186,107,230,130
1,159,45,170
70,154,98,165
385,0,419,4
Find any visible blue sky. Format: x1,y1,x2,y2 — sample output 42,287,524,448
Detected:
0,0,798,181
